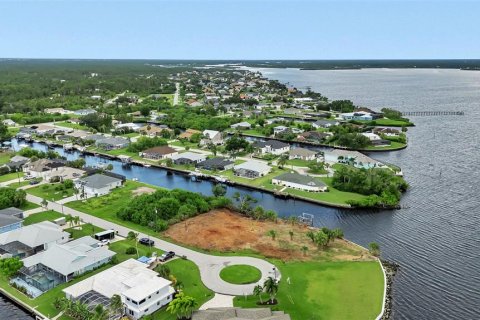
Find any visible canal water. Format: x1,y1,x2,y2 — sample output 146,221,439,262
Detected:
3,68,480,319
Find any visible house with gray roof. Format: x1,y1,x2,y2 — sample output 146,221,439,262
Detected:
312,119,339,129
171,152,207,165
233,160,271,178
253,140,290,155
74,173,123,198
230,121,252,130
0,221,69,259
0,207,24,234
95,136,130,150
192,307,290,320
196,157,234,171
17,236,115,295
272,172,328,192
2,155,29,172
288,148,318,161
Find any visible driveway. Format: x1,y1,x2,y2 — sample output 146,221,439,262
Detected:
25,194,280,296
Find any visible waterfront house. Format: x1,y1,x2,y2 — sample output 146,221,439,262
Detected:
288,148,317,161
340,111,373,121
2,155,30,172
196,157,234,171
297,131,330,143
273,126,289,135
0,221,69,259
139,125,172,137
0,208,24,234
373,127,400,137
272,172,327,192
17,236,115,295
74,173,123,198
44,108,73,115
63,259,175,320
233,160,271,178
253,140,290,155
95,137,130,150
200,130,223,146
324,149,384,169
74,109,97,116
140,146,178,160
23,158,67,179
230,121,252,130
171,152,207,165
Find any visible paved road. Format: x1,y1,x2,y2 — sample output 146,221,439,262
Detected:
25,194,280,296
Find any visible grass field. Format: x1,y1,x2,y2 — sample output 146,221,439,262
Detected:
0,171,24,183
20,201,41,211
26,183,74,201
23,210,65,225
8,180,31,188
360,118,414,127
109,239,164,262
0,152,14,165
55,121,89,130
220,265,262,285
363,141,407,151
234,260,384,320
222,166,288,188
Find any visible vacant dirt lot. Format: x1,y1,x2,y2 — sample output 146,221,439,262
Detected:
132,186,156,196
164,209,374,261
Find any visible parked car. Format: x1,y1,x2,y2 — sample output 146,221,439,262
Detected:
29,179,40,185
97,239,110,247
159,251,175,262
139,238,154,246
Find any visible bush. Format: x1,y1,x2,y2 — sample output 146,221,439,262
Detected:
125,247,137,255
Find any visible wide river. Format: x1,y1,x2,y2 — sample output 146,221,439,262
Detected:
3,68,480,319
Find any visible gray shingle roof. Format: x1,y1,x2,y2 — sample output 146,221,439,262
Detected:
77,174,122,189
253,140,289,150
273,172,326,188
0,207,23,218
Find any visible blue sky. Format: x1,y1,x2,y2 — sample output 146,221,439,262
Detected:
0,1,479,59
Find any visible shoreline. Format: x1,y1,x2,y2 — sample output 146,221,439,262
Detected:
0,287,46,319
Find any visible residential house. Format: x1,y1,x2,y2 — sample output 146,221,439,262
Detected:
18,236,115,295
283,108,303,116
253,140,290,155
178,129,202,140
74,173,123,197
139,146,178,160
23,159,67,179
272,172,328,192
312,120,339,129
230,122,252,130
2,155,29,172
340,111,373,121
63,259,175,320
74,109,97,116
273,126,289,135
2,119,16,127
139,125,172,137
0,208,24,234
373,127,400,137
200,130,223,146
288,148,317,161
297,131,330,143
115,123,141,132
171,152,207,165
196,157,234,171
44,108,73,115
0,221,69,259
233,160,271,178
323,149,384,169
95,137,130,150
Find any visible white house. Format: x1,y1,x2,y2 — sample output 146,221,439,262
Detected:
312,120,339,129
233,160,271,178
200,130,223,146
288,148,317,161
272,172,328,192
74,109,97,116
23,159,66,179
231,122,252,130
361,132,382,141
323,149,384,169
63,259,175,320
2,119,17,127
340,111,373,121
253,140,290,155
171,152,207,165
74,174,123,197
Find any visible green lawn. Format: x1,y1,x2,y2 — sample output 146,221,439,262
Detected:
360,118,414,127
240,129,267,137
169,140,200,149
220,265,262,285
363,141,407,151
222,167,288,188
19,201,40,211
55,121,89,130
285,159,313,167
234,260,384,320
149,259,214,320
0,152,14,165
0,171,24,183
23,210,65,225
8,180,31,188
26,183,74,201
65,223,104,239
109,239,164,262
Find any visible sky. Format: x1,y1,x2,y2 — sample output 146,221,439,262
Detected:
0,0,479,60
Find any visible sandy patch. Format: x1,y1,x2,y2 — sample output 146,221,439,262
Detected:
132,186,156,196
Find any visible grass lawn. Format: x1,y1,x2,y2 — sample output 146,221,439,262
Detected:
26,183,74,201
222,167,288,188
109,239,164,262
0,152,14,165
169,140,200,149
285,158,312,167
241,129,267,137
220,265,262,285
363,141,406,151
234,260,384,320
0,171,24,183
65,223,104,239
363,118,414,127
8,180,31,188
149,259,214,320
120,132,140,138
19,201,41,211
23,210,65,225
65,180,161,237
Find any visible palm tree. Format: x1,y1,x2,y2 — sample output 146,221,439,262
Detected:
65,214,74,227
263,277,279,304
253,284,264,304
157,264,171,278
166,292,198,320
109,294,123,318
267,229,277,241
288,230,294,241
277,155,288,168
92,304,109,320
41,198,48,210
73,216,80,226
73,187,80,200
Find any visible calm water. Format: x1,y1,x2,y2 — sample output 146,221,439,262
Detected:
3,68,480,319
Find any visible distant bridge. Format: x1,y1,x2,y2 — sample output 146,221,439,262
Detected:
401,111,464,116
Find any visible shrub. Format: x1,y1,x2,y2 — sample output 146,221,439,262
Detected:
125,247,137,255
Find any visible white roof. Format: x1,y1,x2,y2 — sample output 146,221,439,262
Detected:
22,236,115,276
63,259,173,301
0,221,69,248
202,130,220,138
234,160,271,173
231,121,251,128
171,152,206,162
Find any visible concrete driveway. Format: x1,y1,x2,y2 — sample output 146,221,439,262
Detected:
25,194,280,296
